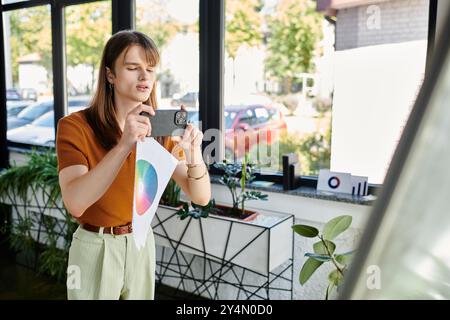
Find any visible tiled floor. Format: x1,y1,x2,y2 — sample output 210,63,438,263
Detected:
0,240,204,300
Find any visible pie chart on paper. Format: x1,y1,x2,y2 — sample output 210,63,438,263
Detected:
134,159,158,215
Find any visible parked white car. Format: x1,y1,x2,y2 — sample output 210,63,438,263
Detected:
7,107,86,147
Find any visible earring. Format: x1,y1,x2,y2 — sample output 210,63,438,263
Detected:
109,82,113,90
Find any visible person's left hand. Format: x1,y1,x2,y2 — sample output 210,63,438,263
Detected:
171,105,204,164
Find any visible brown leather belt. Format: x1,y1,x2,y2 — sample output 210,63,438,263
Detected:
82,222,133,235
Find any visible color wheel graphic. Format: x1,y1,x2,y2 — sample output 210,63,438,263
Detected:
135,159,158,216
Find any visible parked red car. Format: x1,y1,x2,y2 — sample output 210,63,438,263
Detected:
224,96,287,160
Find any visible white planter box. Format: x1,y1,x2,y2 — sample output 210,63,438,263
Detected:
0,187,66,221
1,186,69,249
152,202,294,275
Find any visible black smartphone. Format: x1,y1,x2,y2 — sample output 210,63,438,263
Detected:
140,109,188,137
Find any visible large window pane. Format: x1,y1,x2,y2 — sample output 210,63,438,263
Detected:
224,0,429,184
2,0,28,4
3,5,55,146
224,0,331,175
136,0,200,125
330,0,429,184
65,1,111,100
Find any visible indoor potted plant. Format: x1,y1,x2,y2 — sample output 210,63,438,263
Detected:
0,148,76,280
211,154,268,221
153,153,294,293
292,215,355,299
172,153,268,221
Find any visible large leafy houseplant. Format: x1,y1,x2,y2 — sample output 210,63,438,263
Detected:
292,215,355,299
0,148,77,282
173,154,268,221
212,154,268,220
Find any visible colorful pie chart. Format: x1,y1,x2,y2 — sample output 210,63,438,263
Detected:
135,160,158,215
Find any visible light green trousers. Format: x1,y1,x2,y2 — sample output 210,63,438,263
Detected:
66,225,156,300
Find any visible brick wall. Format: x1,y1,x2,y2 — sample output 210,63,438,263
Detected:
336,0,429,50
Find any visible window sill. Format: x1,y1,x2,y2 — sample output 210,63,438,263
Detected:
209,174,376,206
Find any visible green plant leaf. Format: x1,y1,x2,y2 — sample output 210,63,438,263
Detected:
299,257,323,285
292,224,319,238
176,200,213,220
242,191,268,201
328,269,344,287
313,240,336,255
335,255,348,265
322,215,352,240
335,250,355,265
305,252,332,262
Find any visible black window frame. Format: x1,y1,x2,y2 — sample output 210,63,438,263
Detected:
0,0,439,195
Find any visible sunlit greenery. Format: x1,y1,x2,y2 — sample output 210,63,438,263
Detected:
65,1,111,92
7,6,52,87
265,0,323,94
7,1,111,93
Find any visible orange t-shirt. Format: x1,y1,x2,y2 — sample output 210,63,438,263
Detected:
56,109,184,227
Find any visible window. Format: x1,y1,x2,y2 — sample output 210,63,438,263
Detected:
225,110,237,129
65,1,112,99
224,0,331,174
240,109,255,126
15,101,52,122
33,111,54,128
223,0,430,184
1,0,28,4
135,0,200,124
329,1,430,184
3,5,54,143
0,0,433,186
254,107,269,124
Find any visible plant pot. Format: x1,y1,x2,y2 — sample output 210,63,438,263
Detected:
211,204,259,222
152,203,294,275
159,202,182,210
158,200,187,210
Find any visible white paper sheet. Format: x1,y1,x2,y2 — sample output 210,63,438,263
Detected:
132,137,178,250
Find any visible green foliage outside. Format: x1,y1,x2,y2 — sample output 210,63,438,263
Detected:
225,0,263,60
265,0,323,94
245,124,331,176
136,0,184,49
7,6,52,88
65,2,112,92
7,2,111,93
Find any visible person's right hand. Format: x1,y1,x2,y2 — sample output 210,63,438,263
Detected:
118,104,155,151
